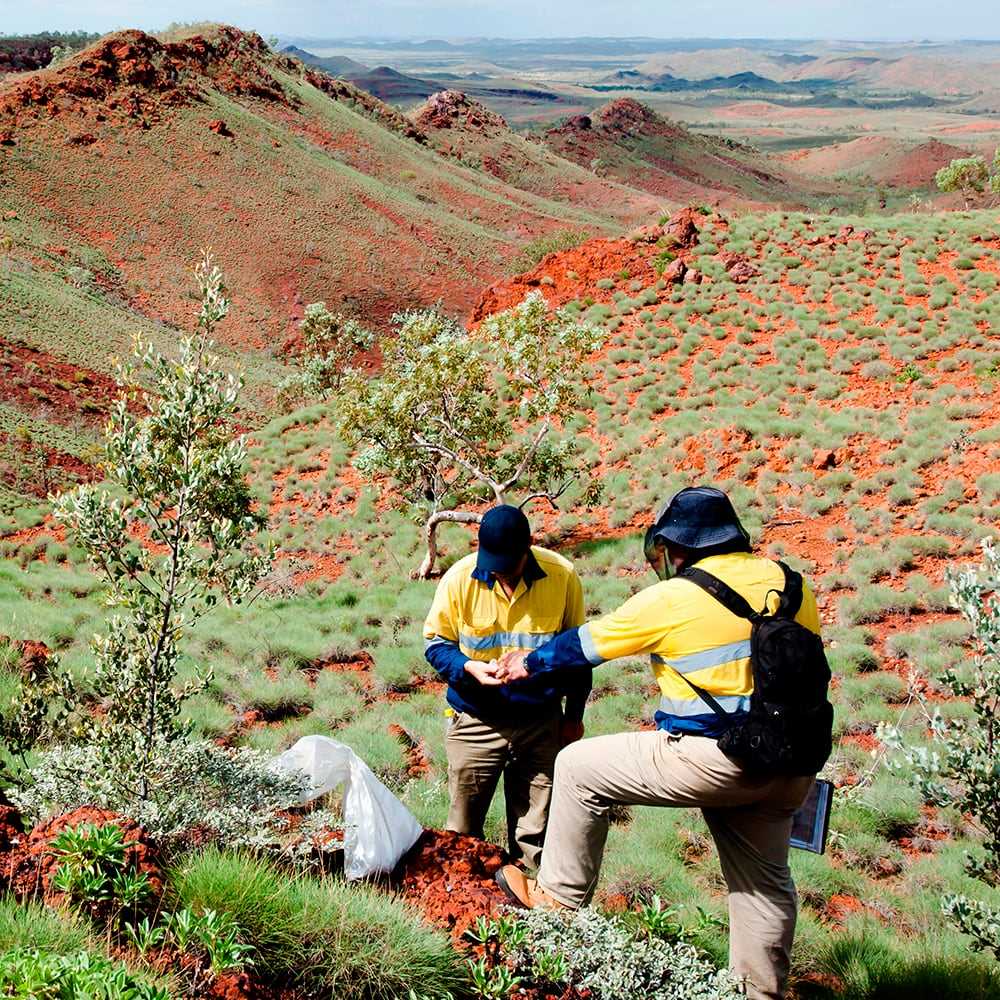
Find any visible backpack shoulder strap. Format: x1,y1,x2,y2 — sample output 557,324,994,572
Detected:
678,566,761,622
776,561,804,619
678,673,732,722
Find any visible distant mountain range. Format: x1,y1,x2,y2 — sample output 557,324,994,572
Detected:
280,45,369,77
283,45,563,104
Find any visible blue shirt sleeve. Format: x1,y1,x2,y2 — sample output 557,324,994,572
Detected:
424,638,468,686
526,626,592,676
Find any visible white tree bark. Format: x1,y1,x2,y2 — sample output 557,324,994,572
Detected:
413,509,483,579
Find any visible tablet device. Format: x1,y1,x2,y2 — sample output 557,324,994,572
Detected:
790,779,833,854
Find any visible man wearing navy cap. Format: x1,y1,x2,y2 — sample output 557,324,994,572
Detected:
423,504,590,868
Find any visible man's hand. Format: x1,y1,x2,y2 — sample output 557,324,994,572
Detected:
560,719,585,746
464,659,505,686
497,650,530,682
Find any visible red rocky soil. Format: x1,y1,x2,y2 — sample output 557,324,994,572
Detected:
395,829,510,941
0,635,54,676
0,806,162,902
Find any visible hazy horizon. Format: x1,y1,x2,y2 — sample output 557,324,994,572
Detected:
6,1,1000,43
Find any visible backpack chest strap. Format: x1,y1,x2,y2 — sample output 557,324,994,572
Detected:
678,566,761,621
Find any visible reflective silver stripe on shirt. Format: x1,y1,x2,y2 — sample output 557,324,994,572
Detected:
458,630,557,652
658,693,751,717
424,636,455,651
651,639,752,676
578,623,606,666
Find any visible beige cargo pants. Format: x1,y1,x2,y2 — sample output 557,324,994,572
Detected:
445,708,561,869
537,730,814,1000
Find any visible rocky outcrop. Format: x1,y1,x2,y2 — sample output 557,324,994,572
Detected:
0,26,298,127
411,90,507,134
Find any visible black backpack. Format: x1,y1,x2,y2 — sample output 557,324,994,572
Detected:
677,561,833,777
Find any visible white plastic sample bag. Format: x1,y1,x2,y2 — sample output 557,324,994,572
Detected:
272,735,423,880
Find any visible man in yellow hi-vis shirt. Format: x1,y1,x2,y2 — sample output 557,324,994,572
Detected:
423,504,590,868
495,487,822,1000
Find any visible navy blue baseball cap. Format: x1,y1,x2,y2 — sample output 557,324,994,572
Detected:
650,486,750,551
476,505,532,575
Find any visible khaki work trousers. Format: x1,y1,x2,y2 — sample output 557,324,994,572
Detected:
537,730,814,1000
445,708,561,869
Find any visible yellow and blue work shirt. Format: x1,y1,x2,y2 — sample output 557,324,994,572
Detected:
525,551,821,736
423,546,590,723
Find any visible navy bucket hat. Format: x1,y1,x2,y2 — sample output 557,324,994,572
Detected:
476,504,532,575
649,486,750,552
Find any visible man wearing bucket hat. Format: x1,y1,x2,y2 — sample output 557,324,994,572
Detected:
423,504,590,868
495,487,824,1000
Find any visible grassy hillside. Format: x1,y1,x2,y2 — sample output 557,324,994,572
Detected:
2,205,999,993
0,25,673,509
410,89,662,222
782,135,973,194
0,25,646,349
542,99,839,210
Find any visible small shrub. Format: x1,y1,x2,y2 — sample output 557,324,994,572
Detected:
278,303,374,409
50,823,152,917
880,539,1000,959
0,948,170,1000
13,739,308,847
510,907,739,999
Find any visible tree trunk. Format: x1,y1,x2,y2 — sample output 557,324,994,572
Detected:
413,510,482,579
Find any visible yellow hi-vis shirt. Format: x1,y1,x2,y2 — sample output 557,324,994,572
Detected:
574,552,821,733
423,546,589,721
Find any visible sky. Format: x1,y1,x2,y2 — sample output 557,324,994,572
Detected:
4,0,999,41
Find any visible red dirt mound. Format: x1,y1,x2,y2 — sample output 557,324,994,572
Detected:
472,236,656,321
522,987,593,1000
472,207,710,321
396,829,509,940
0,635,54,676
1,806,162,901
551,97,681,141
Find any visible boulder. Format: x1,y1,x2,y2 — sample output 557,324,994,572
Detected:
662,258,687,284
719,252,759,283
666,207,700,249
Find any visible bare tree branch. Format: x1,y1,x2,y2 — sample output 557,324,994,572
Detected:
413,509,483,580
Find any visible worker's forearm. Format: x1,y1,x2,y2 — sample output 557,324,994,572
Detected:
526,624,605,676
424,637,469,686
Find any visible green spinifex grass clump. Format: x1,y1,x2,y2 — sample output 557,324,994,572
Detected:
797,922,1000,1000
0,897,91,955
170,848,466,999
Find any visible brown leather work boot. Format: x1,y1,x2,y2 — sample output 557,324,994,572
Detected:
495,864,570,910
